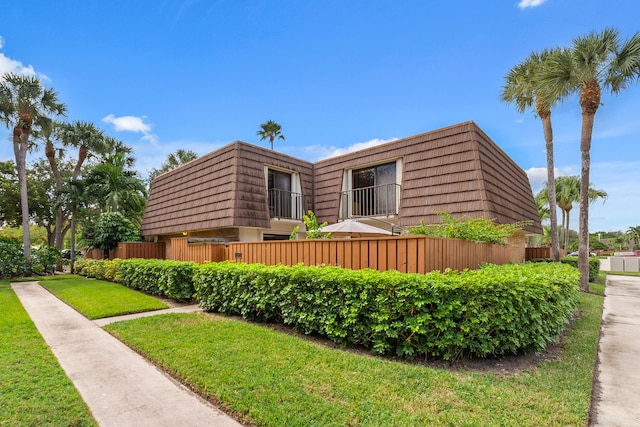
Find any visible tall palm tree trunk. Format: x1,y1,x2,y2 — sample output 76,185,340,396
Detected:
14,128,31,260
578,119,594,291
565,210,571,253
540,112,560,261
45,141,67,251
578,80,600,291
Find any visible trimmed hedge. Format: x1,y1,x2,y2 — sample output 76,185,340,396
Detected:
560,257,600,283
0,237,30,278
74,258,113,280
74,258,196,302
194,261,579,360
118,259,197,301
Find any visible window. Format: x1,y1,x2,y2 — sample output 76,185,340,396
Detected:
266,167,303,220
340,161,401,219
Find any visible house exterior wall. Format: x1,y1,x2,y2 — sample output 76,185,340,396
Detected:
141,144,239,236
141,142,314,238
141,122,542,242
233,143,314,227
313,122,542,235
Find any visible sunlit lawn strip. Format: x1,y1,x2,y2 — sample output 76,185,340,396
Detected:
41,278,168,319
0,281,97,426
107,292,602,427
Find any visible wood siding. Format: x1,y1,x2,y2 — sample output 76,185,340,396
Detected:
170,237,227,264
141,142,314,236
141,144,239,235
141,122,542,239
165,236,514,273
313,122,542,234
111,242,166,260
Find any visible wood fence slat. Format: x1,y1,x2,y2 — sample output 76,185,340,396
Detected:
139,235,521,273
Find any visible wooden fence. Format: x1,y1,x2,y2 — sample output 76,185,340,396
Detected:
177,235,513,274
104,236,518,273
171,237,227,264
110,242,166,260
524,247,566,260
226,236,512,273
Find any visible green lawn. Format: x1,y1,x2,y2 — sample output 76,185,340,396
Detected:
107,292,603,427
40,277,169,319
0,280,97,427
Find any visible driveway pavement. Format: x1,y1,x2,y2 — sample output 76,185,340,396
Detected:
590,275,640,426
12,281,242,427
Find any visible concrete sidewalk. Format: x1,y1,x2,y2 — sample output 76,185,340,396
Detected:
12,281,242,427
591,275,640,426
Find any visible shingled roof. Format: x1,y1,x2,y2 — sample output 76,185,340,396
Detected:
313,121,542,234
140,142,314,236
141,122,542,237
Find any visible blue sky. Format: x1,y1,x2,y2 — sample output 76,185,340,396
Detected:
1,0,639,233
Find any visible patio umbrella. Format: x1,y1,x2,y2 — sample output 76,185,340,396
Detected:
320,220,393,237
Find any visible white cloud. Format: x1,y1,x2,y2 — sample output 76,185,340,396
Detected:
102,114,151,133
141,133,159,145
525,166,571,195
517,0,548,9
102,113,159,145
311,137,399,161
0,36,48,80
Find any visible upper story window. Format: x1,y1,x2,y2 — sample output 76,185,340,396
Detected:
268,169,291,194
340,160,401,219
265,167,303,220
353,162,397,190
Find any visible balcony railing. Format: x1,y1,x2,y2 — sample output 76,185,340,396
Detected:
339,183,400,219
268,188,304,220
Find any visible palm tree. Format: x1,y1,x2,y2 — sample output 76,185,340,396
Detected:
0,73,66,260
257,120,285,150
102,136,135,166
626,225,640,249
502,49,562,261
148,149,198,182
59,121,106,179
85,151,147,224
613,235,628,251
555,176,581,253
537,176,607,254
59,178,88,273
540,28,640,290
39,121,104,252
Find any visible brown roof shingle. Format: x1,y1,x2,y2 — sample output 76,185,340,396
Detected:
141,122,542,237
313,121,542,234
141,142,314,236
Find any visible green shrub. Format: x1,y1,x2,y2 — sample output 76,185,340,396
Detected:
117,259,196,301
102,259,121,282
32,246,61,275
115,259,163,295
0,237,30,278
73,258,94,277
75,258,195,302
408,212,531,245
194,261,579,360
560,256,600,282
159,260,197,301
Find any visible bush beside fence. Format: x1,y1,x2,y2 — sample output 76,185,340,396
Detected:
74,258,197,302
560,257,600,283
74,258,580,360
193,261,579,360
